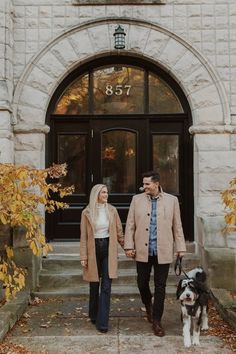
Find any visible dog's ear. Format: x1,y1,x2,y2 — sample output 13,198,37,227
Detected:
176,280,183,299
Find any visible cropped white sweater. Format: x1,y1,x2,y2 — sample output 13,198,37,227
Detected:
94,204,109,239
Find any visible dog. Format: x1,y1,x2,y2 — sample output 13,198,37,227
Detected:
176,267,209,348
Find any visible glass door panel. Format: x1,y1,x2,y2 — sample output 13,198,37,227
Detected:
102,130,136,193
58,134,86,194
152,135,179,194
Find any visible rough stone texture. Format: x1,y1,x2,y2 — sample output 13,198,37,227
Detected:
0,1,14,162
0,292,30,341
13,247,41,292
205,247,236,290
14,133,44,151
211,288,236,331
0,137,14,163
0,226,11,251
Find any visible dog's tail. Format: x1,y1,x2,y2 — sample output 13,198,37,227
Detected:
195,270,207,283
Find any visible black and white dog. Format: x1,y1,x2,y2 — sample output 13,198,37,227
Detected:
176,267,209,348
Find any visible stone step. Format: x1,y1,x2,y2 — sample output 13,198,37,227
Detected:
33,284,177,298
41,252,200,272
38,268,181,291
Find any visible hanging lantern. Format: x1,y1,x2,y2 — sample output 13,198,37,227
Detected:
113,25,126,49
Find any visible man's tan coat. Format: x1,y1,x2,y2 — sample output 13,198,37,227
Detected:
80,204,124,282
124,192,186,264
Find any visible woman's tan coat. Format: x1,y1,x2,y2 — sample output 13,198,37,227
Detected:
124,192,186,264
80,204,124,282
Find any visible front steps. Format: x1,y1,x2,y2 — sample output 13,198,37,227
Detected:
33,243,200,298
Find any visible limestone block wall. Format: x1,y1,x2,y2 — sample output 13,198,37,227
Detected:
0,0,14,163
194,132,236,241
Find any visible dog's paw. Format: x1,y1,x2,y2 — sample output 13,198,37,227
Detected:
192,339,200,346
192,335,200,346
184,339,192,348
201,324,209,331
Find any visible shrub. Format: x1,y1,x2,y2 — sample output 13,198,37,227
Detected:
0,163,74,300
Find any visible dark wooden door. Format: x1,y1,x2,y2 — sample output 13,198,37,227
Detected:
46,116,192,241
46,117,147,240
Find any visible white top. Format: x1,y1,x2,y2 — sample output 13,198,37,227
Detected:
94,204,109,239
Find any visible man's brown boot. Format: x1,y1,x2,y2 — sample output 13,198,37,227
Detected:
145,303,153,323
152,320,165,337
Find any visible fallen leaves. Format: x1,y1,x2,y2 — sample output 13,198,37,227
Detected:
0,343,40,354
207,302,236,352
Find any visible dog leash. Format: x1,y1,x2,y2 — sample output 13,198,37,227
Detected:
174,255,190,278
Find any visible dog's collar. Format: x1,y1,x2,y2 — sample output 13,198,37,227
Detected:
184,302,200,317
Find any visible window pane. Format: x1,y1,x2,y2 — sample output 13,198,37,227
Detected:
93,66,144,114
54,74,89,115
149,73,184,113
102,130,136,193
152,135,179,194
58,134,86,193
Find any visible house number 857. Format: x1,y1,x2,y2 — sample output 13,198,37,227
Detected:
105,84,131,96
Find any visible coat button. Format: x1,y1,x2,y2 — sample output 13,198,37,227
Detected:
147,213,150,216
146,228,149,231
145,243,148,246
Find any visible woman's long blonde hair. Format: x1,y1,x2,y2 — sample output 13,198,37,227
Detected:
88,184,109,224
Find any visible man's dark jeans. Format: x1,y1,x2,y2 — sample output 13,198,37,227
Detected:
136,256,170,322
89,237,112,331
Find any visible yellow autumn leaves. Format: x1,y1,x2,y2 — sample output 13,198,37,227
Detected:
0,247,25,299
0,163,74,300
222,178,236,233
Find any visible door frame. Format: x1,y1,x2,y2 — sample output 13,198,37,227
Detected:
46,55,193,241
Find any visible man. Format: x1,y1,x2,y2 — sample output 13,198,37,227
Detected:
124,171,186,337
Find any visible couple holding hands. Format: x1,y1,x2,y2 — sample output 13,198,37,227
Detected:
80,171,186,336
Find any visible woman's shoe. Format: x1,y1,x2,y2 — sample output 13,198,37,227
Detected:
97,328,108,333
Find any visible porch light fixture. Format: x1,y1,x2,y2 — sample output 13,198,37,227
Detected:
113,25,126,49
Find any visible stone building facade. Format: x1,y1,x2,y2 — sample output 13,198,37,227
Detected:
0,0,236,290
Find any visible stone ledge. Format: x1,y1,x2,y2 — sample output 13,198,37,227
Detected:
211,288,236,331
189,125,236,134
0,291,30,341
14,125,50,134
72,0,165,4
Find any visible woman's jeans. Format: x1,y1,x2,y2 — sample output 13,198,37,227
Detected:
136,256,170,322
89,237,112,330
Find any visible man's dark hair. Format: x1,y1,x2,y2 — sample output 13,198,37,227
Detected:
142,171,160,182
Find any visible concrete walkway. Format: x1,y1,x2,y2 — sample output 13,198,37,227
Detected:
4,295,232,354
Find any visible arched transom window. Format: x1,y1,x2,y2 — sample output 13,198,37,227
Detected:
54,65,184,115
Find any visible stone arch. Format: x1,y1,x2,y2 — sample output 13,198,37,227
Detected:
13,17,230,134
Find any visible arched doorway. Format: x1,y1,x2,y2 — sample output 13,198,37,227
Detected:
46,56,193,241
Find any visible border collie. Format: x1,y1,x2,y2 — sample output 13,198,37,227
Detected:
176,267,209,347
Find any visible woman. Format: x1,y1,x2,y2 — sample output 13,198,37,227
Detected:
80,184,124,333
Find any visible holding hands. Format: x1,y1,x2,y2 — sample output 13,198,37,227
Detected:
125,249,136,258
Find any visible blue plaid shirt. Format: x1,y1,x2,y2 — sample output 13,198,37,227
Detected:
149,197,158,256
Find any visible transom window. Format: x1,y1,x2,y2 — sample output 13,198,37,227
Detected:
54,65,184,115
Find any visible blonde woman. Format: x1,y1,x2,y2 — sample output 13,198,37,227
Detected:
80,184,124,333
